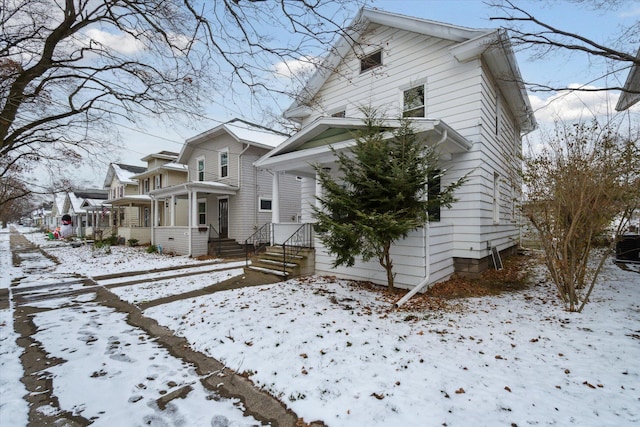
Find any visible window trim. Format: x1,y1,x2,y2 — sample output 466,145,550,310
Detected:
196,156,205,182
218,149,229,179
402,84,426,118
197,199,207,226
360,49,383,73
258,197,272,212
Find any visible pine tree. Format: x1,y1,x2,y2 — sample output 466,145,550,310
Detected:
313,108,465,290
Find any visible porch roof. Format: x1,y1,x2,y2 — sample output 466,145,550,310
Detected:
107,194,152,206
254,117,472,175
149,181,238,198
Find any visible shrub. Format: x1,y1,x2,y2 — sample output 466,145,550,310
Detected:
146,244,158,254
128,238,139,247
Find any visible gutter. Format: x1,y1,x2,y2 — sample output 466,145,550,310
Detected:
394,129,448,308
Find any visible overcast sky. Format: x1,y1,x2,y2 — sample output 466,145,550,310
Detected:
57,0,640,188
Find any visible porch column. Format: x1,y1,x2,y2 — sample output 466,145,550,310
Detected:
170,195,176,226
272,172,280,223
155,199,161,226
191,191,198,226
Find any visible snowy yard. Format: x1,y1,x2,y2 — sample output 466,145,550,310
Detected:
2,227,639,426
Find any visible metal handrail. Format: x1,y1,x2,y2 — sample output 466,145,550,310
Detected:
245,223,272,267
208,224,221,256
281,223,314,275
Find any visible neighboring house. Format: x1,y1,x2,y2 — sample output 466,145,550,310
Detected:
149,118,300,257
615,47,640,111
103,162,148,243
128,151,189,246
255,8,536,288
48,192,66,230
63,189,109,237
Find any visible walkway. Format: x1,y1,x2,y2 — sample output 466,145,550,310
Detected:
6,230,311,426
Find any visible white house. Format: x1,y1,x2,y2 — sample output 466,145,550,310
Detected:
103,162,150,244
255,8,536,288
149,119,301,257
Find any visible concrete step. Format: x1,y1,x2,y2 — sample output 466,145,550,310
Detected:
246,266,288,277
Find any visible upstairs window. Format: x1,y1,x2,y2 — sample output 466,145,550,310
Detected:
360,50,382,73
331,110,346,118
197,157,205,181
143,179,150,194
219,150,228,178
403,86,425,117
154,174,162,189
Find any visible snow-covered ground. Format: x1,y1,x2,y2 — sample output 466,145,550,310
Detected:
2,226,640,426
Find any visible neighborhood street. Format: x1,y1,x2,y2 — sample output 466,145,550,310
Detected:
2,229,301,426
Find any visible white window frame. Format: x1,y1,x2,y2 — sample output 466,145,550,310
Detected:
196,157,205,181
154,174,162,189
402,84,426,118
360,49,383,73
258,197,272,212
219,149,229,178
197,198,207,225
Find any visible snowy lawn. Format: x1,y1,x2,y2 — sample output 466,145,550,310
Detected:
145,263,640,426
3,227,640,426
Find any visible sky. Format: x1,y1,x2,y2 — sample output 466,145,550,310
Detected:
53,0,640,189
2,226,639,425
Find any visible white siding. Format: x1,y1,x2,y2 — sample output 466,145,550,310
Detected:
314,222,454,289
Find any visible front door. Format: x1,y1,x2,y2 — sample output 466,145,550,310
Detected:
218,198,228,238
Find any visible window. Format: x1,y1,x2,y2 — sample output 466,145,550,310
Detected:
331,110,346,118
360,50,382,73
143,207,150,227
259,198,272,212
219,150,228,178
154,175,162,189
118,186,123,198
143,179,150,194
197,157,205,181
198,201,206,225
428,170,441,222
403,86,425,117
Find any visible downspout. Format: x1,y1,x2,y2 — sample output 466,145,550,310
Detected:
394,129,448,308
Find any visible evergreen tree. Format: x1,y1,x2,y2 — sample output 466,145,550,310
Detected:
313,109,465,290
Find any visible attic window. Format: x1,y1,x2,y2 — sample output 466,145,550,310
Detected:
331,110,346,118
360,50,382,73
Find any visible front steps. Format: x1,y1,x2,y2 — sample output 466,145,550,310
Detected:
209,238,246,258
247,246,314,278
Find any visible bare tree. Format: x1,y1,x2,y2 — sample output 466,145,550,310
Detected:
521,121,639,312
1,0,363,179
488,0,639,95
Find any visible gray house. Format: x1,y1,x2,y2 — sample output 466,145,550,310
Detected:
149,119,302,257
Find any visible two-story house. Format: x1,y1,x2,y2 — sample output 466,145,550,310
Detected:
149,118,301,257
255,8,536,289
122,151,189,245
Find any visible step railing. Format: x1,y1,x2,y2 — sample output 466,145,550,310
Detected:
208,224,221,256
245,223,272,267
281,223,314,275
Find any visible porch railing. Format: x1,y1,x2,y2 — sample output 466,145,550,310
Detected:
281,223,314,274
245,223,272,267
